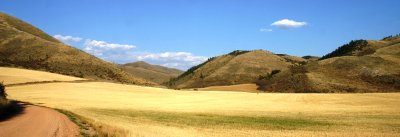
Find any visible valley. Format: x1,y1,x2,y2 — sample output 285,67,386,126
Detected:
2,67,400,136
0,2,399,136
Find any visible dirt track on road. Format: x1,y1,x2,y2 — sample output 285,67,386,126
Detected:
0,103,79,137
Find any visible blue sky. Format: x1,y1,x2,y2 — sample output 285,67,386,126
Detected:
1,0,400,70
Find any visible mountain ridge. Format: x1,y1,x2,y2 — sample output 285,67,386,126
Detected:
119,61,183,84
0,12,155,86
166,50,306,88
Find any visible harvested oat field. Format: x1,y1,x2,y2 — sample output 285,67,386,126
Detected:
195,84,260,92
6,81,400,137
0,67,85,85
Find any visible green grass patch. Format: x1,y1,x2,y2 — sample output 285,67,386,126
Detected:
55,109,94,137
87,108,332,130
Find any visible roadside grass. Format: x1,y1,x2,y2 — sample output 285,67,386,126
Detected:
87,108,332,130
55,109,128,137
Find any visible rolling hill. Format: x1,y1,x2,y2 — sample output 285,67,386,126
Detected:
258,36,400,92
166,50,307,88
119,61,183,84
0,12,155,86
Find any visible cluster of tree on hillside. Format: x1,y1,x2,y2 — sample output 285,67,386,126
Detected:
319,40,368,60
228,50,250,56
382,34,400,40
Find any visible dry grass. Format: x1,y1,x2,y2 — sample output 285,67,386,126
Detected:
195,84,259,92
169,50,293,88
119,61,183,84
6,81,400,137
0,67,85,85
2,67,399,136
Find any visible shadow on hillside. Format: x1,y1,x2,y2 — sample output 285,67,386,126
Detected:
0,101,26,121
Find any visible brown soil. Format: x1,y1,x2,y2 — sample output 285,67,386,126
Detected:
0,103,79,137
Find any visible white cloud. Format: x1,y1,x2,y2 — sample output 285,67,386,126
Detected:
259,28,273,32
136,52,207,62
54,35,206,70
271,19,307,29
134,52,208,70
84,39,135,50
101,51,207,70
83,39,136,56
53,34,82,43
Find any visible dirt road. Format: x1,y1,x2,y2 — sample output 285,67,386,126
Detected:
0,103,79,137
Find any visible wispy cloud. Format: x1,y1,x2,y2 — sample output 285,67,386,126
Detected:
259,28,273,32
53,34,82,43
271,19,307,29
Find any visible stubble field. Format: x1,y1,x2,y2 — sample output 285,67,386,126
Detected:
2,67,400,137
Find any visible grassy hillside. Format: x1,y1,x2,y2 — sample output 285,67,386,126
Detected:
119,61,183,84
0,12,154,86
259,36,400,93
167,50,305,88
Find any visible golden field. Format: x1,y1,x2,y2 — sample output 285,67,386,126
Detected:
0,67,84,85
195,84,259,92
2,67,400,137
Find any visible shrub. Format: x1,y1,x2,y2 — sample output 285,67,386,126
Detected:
258,69,281,80
228,50,250,56
0,82,6,99
289,64,308,74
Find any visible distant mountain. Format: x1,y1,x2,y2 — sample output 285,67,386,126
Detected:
0,12,155,85
258,36,400,92
119,61,183,84
166,50,307,88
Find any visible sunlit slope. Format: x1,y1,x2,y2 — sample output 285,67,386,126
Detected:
0,67,85,85
168,50,305,88
260,37,400,92
0,12,154,85
7,81,400,136
119,61,183,84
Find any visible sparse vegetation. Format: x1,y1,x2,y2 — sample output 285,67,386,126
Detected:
320,40,368,60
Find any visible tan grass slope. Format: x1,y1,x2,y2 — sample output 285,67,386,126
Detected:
259,36,400,92
0,12,155,86
167,50,306,88
119,61,183,84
